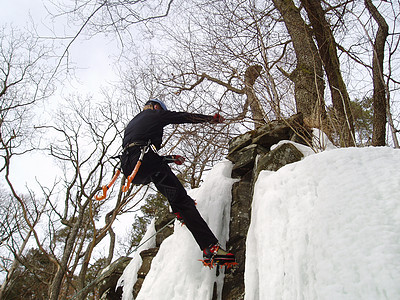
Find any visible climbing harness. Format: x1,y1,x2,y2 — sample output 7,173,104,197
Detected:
95,140,152,201
95,140,186,201
121,140,151,192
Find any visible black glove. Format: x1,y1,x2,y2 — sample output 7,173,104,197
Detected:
211,113,225,123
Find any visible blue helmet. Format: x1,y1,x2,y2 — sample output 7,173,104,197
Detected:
146,99,167,111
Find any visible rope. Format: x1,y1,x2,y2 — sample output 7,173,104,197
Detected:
127,217,175,256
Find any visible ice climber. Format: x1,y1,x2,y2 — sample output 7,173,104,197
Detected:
121,99,236,267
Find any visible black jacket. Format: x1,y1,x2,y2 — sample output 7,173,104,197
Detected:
123,109,213,150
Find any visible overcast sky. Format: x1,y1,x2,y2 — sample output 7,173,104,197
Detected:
2,0,119,96
1,0,121,191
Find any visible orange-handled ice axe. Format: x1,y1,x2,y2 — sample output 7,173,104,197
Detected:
95,169,121,201
121,160,141,192
121,141,150,193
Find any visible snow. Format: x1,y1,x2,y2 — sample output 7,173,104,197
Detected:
118,161,236,299
118,145,400,300
117,219,156,300
246,146,400,300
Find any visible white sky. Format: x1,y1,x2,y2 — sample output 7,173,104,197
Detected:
2,0,119,95
1,0,121,191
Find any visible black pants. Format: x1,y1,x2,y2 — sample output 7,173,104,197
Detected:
121,148,218,250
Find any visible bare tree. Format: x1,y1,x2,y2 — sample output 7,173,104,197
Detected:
48,0,175,66
0,26,54,171
0,192,48,299
272,0,326,128
55,0,400,148
385,0,400,148
113,0,319,132
324,0,399,147
1,87,138,299
0,25,56,298
35,96,124,300
300,0,356,146
365,0,389,146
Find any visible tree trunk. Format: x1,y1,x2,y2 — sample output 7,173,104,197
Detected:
365,0,389,146
301,0,355,147
0,230,32,299
48,210,86,300
273,0,326,127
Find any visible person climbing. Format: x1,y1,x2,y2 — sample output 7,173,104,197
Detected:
120,99,236,267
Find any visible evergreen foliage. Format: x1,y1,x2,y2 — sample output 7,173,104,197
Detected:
128,192,169,251
3,248,56,300
351,97,374,146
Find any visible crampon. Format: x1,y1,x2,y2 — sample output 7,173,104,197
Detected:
199,257,238,270
201,243,237,270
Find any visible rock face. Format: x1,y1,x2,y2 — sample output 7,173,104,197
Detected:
99,113,311,299
98,257,132,300
222,113,310,299
132,247,160,298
